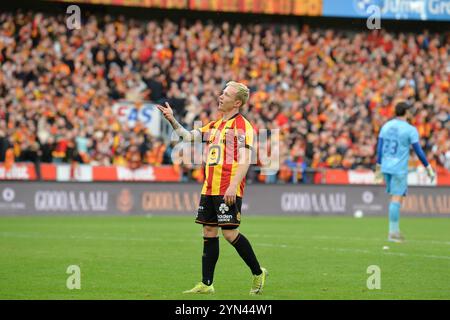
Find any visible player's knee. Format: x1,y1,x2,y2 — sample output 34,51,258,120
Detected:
222,229,239,243
203,225,218,237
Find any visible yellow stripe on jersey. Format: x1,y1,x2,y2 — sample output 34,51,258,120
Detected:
244,118,255,150
200,119,223,195
231,158,240,196
200,114,255,196
201,167,208,194
211,118,233,195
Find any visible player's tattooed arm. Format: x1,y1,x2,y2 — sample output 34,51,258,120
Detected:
157,102,200,142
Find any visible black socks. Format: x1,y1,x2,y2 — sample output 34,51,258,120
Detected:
231,233,262,276
202,233,262,286
202,237,219,286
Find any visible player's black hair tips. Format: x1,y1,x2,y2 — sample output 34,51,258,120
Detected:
395,102,411,116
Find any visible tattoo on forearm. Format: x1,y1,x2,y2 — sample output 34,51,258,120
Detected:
169,118,182,130
167,117,195,141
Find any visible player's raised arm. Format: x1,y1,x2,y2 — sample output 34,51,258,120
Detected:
157,102,200,142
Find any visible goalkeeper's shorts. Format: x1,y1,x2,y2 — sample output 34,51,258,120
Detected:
384,173,408,196
195,195,242,229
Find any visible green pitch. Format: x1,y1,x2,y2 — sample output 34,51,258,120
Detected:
0,215,449,300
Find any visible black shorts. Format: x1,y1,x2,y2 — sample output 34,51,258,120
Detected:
195,195,242,229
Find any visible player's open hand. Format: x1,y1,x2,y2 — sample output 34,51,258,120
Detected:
374,164,383,184
426,165,436,183
223,185,237,206
156,102,174,121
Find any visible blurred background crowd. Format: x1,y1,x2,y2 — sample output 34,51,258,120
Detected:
0,11,449,182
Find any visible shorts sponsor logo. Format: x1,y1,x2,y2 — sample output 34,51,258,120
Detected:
219,203,229,214
217,214,233,222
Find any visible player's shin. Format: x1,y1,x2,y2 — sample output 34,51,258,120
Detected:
230,233,262,276
389,201,401,234
202,237,219,286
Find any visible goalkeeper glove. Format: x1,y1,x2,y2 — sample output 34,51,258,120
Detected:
426,165,435,182
374,164,383,184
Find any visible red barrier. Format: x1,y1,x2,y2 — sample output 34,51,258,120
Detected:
437,166,450,185
0,163,449,185
323,169,349,184
0,164,181,182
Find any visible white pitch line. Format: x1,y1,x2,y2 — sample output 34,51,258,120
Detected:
256,242,450,261
1,231,450,261
249,234,450,246
0,231,194,243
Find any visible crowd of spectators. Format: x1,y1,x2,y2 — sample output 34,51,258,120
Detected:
0,11,449,182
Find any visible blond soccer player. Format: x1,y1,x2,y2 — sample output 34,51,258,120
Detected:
157,81,268,295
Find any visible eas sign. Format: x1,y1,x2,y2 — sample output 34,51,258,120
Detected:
112,102,162,135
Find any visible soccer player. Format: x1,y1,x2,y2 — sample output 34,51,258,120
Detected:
157,81,268,295
375,102,435,242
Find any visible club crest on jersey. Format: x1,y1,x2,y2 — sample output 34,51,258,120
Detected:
219,203,229,214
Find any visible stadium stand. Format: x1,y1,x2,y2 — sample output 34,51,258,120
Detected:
0,10,448,183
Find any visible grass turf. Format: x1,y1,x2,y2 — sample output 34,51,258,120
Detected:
0,215,449,300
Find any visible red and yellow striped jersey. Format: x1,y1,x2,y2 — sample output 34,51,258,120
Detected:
196,113,255,197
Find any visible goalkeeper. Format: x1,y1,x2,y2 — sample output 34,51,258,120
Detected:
375,102,435,242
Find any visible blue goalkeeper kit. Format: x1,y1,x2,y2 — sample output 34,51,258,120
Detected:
377,118,429,195
377,118,430,235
